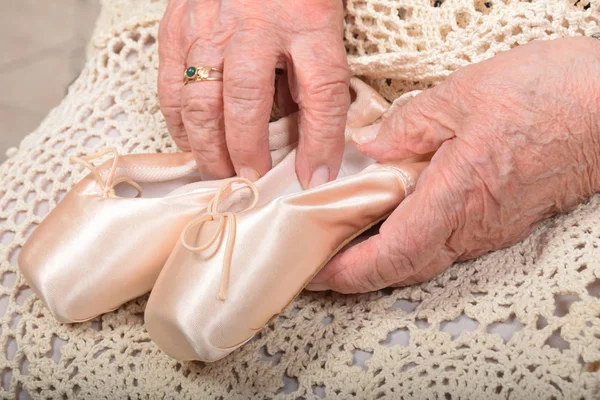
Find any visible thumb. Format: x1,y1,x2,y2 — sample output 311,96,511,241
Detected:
307,145,459,293
352,86,458,161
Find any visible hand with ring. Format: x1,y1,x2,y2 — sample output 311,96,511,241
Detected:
158,0,351,188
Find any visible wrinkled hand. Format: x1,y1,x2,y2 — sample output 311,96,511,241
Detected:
309,37,600,293
158,0,350,188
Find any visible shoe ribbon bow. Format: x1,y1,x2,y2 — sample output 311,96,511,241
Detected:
70,148,142,198
180,177,259,301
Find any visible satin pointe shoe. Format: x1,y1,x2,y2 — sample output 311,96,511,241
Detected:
18,77,388,324
145,86,428,362
145,144,429,362
18,149,227,323
18,134,300,324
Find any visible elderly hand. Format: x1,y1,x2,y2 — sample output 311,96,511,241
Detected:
309,37,600,293
158,0,350,188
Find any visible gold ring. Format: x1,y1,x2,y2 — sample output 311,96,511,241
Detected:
183,66,223,85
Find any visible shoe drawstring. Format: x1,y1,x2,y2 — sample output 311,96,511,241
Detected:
70,148,143,198
180,177,259,301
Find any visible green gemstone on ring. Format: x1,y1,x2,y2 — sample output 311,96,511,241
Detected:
185,67,197,78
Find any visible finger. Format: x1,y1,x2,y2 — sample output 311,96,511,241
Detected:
307,144,459,293
390,248,458,287
352,84,459,162
158,2,188,150
223,35,280,180
181,13,234,180
291,35,351,189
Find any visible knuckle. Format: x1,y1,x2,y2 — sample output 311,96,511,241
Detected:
225,64,273,97
185,111,222,134
365,259,389,291
301,125,345,156
302,77,351,117
334,268,372,294
189,122,226,147
377,233,418,281
184,91,222,112
188,137,227,164
160,104,182,122
403,96,438,134
169,128,188,142
182,93,222,128
224,71,273,122
399,100,427,135
385,247,418,282
225,83,270,109
227,141,258,160
299,78,349,151
299,117,346,157
391,91,456,154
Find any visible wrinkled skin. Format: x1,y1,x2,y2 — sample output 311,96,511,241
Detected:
309,37,600,293
158,0,350,188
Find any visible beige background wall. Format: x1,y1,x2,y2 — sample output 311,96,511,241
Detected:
0,0,101,162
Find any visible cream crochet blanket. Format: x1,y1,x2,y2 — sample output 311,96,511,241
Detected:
1,0,599,398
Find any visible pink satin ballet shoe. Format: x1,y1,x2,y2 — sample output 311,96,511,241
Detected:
18,137,301,324
145,83,429,362
18,77,389,324
18,149,221,323
145,141,429,361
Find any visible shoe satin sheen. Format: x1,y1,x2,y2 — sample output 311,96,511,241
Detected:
18,152,219,323
18,78,390,323
18,126,299,323
145,82,429,362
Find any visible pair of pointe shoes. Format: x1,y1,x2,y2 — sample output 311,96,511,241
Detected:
19,79,429,362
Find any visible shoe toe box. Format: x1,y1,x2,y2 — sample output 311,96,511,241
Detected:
145,295,237,362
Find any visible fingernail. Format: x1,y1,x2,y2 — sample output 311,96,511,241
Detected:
239,167,261,181
305,282,329,291
352,123,381,145
308,166,330,189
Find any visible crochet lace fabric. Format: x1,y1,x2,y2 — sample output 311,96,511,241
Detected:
1,0,599,398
